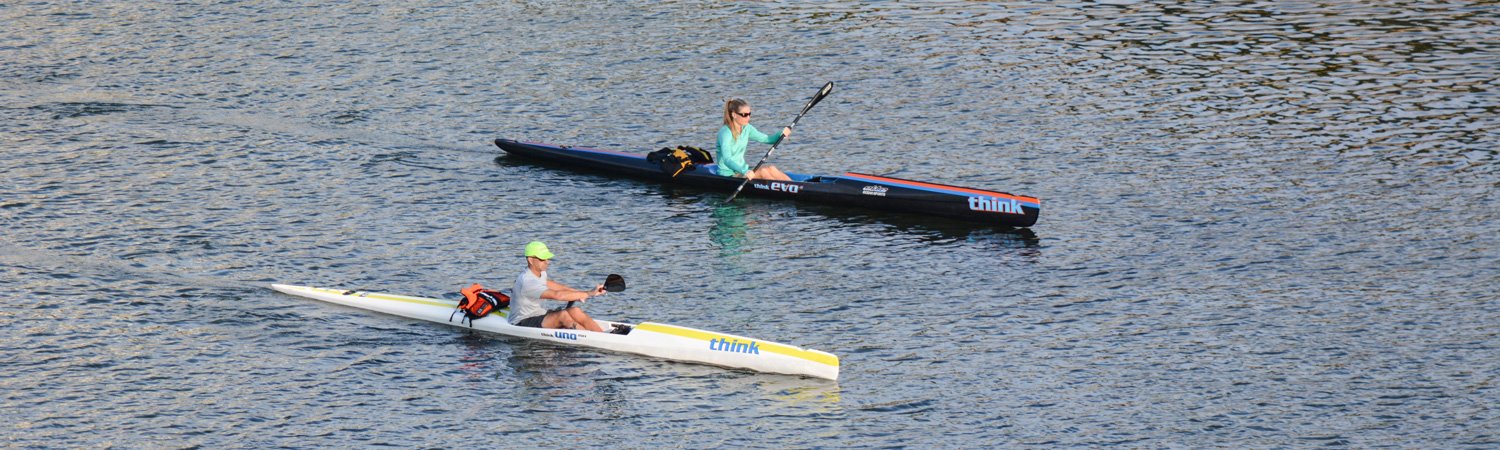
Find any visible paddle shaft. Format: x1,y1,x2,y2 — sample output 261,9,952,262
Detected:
726,82,834,202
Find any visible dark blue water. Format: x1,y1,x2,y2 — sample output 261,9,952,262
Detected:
3,1,1496,447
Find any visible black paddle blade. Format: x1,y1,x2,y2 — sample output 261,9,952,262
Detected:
799,81,834,116
604,274,626,292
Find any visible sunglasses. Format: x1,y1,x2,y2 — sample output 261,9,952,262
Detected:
734,111,752,118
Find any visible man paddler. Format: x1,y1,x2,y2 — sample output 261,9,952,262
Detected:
509,241,606,332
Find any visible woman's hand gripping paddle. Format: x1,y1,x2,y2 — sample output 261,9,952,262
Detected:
725,81,835,202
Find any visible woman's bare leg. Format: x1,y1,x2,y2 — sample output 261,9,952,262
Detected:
757,165,791,181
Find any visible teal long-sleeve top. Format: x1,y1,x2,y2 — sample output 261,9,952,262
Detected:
716,124,784,177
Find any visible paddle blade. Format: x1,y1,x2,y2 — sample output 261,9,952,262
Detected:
799,81,834,116
604,274,626,292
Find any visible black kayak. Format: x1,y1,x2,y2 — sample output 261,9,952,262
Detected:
495,138,1041,228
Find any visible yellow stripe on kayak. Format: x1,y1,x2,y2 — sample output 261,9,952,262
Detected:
304,286,510,318
634,323,839,367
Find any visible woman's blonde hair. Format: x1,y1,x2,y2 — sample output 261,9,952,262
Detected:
723,98,749,140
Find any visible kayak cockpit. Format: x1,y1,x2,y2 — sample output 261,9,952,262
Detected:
692,165,826,183
788,173,823,183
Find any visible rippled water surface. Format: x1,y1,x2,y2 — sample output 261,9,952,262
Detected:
3,1,1497,447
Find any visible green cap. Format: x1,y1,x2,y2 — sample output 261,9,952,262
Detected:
524,241,554,260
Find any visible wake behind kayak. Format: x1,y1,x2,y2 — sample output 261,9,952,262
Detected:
495,138,1040,228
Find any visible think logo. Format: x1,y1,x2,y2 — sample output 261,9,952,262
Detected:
709,338,760,355
968,196,1025,215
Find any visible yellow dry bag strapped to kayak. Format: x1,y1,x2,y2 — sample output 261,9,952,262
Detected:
646,145,713,177
452,283,509,327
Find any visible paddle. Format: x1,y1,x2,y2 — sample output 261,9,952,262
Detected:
604,273,626,292
725,81,835,202
567,274,625,308
566,274,629,334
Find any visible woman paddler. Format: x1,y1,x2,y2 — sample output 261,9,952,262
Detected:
716,98,793,181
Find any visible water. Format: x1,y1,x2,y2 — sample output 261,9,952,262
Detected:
3,1,1496,447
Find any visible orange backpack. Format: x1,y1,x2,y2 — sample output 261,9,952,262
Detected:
452,283,509,327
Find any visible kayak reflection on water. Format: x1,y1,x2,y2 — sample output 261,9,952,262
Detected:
710,202,752,257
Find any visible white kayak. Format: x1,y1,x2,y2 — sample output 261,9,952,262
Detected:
269,284,839,380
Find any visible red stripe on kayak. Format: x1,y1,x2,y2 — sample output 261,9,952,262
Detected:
842,172,1040,204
